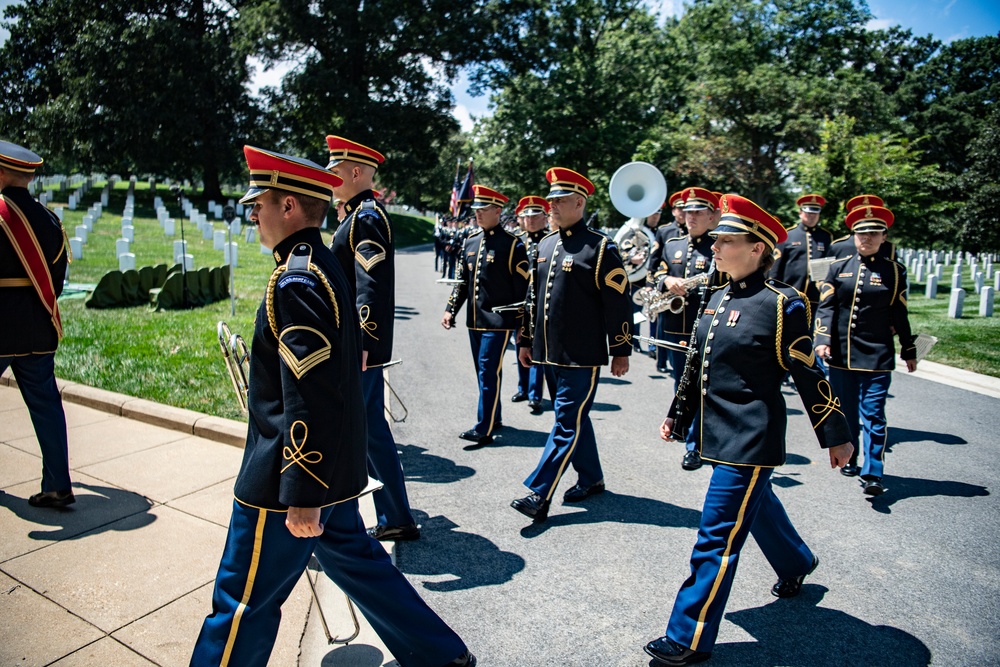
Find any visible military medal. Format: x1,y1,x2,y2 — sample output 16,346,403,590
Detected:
486,250,495,263
870,273,882,286
727,310,741,327
562,256,574,271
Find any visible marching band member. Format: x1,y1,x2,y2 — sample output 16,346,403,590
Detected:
652,187,724,471
191,146,475,667
511,195,551,414
441,185,529,445
0,140,72,508
512,167,632,522
770,194,832,315
325,135,419,542
814,205,916,494
645,194,853,667
647,190,688,372
830,195,898,260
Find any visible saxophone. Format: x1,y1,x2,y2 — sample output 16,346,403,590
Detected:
632,272,710,317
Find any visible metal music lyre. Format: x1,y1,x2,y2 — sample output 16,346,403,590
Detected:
381,359,408,423
808,256,837,281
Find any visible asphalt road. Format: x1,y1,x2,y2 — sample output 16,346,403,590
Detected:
383,245,999,667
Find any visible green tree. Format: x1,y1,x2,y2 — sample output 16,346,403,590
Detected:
0,0,253,199
954,109,1000,253
467,0,678,223
896,35,1000,176
239,0,534,208
787,114,952,248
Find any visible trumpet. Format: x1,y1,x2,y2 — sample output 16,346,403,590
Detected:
633,273,709,316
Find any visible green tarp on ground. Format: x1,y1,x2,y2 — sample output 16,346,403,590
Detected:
86,263,230,310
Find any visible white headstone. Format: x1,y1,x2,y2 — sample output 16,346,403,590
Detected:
260,243,271,254
179,254,194,270
213,229,227,251
948,288,966,319
69,237,83,260
203,223,214,240
995,272,1000,292
75,225,88,243
224,242,239,267
122,225,134,242
214,204,224,219
82,215,94,231
246,226,256,244
173,240,188,262
951,273,962,290
915,265,925,283
208,200,216,212
925,275,938,299
975,271,984,294
55,207,64,222
229,220,241,236
980,286,995,317
68,194,77,210
236,203,244,217
164,219,175,236
118,253,136,272
116,238,131,257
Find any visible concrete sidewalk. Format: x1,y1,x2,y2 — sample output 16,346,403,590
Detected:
0,371,395,667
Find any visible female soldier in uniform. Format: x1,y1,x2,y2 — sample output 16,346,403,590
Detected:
644,194,854,666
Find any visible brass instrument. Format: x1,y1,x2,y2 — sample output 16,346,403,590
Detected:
632,273,710,317
214,320,383,646
609,162,668,283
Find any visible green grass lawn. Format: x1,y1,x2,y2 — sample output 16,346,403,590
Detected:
49,181,434,420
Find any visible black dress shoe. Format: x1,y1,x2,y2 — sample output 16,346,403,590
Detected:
840,464,861,477
511,391,528,403
367,523,420,541
459,430,493,445
28,490,75,508
863,476,887,496
528,400,543,414
771,554,819,598
511,492,550,522
656,365,668,374
563,480,606,502
681,450,703,471
443,650,476,666
644,636,711,665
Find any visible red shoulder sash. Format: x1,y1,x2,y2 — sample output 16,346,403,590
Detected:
0,195,63,338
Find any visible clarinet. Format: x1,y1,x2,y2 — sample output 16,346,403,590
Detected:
666,265,716,441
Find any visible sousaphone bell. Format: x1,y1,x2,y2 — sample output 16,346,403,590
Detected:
610,161,668,283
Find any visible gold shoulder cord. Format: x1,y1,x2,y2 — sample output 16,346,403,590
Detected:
266,263,341,339
595,235,606,291
348,204,392,252
775,293,789,371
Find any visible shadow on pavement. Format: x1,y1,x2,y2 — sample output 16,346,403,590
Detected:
396,510,525,592
711,585,931,666
321,643,386,667
473,427,548,450
0,482,155,541
599,377,631,385
590,401,623,412
887,427,968,448
518,491,701,537
866,476,989,514
394,305,419,321
397,444,476,484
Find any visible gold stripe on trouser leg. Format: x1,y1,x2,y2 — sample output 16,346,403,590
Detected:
691,466,762,650
221,508,268,666
485,331,510,433
543,367,598,503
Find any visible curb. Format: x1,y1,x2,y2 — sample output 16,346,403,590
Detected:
0,370,247,448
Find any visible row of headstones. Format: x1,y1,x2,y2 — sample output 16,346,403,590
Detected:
154,196,253,266
900,247,997,319
949,287,994,319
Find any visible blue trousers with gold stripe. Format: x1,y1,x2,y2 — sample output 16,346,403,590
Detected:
524,366,603,502
828,368,890,479
191,499,467,667
516,358,545,403
666,463,814,653
363,367,415,528
468,329,509,436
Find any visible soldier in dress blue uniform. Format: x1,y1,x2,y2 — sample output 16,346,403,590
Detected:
324,135,420,542
830,195,897,261
511,167,633,523
191,146,474,667
815,205,916,495
441,185,529,445
511,195,551,414
644,194,854,667
651,187,725,471
0,141,72,508
646,190,687,372
770,194,832,313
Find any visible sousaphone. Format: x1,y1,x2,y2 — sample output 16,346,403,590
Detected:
610,161,668,283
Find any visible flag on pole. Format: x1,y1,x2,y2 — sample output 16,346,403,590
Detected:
455,158,475,218
448,158,461,216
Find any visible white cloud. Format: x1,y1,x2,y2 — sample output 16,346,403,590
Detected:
454,104,475,132
943,0,958,16
246,56,297,94
865,18,895,31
